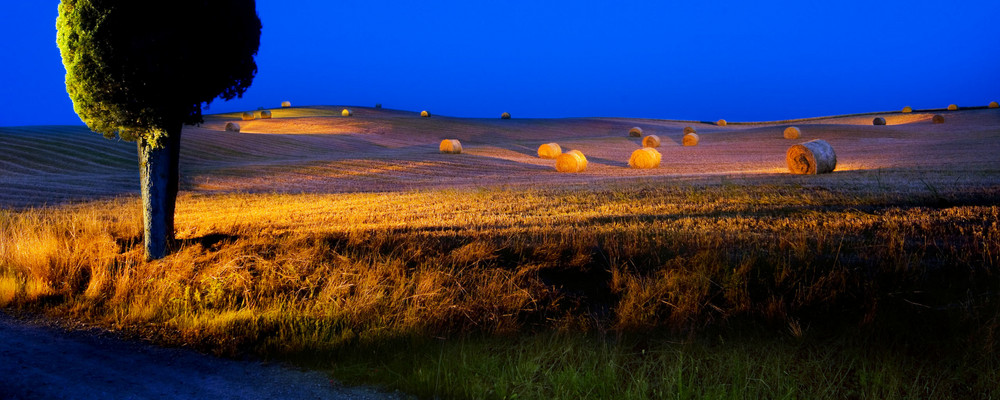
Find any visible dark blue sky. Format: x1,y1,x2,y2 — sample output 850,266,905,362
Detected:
2,1,998,127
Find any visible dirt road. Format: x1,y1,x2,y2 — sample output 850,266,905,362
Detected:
0,313,409,400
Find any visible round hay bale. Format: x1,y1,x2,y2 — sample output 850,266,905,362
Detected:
642,135,661,148
717,119,727,127
375,103,382,109
989,101,998,109
501,112,511,119
947,104,958,111
787,139,836,175
342,109,353,117
281,101,291,108
682,132,699,146
902,106,913,113
783,126,801,139
873,117,886,126
439,139,462,154
241,112,254,121
932,114,945,124
225,122,240,133
629,147,662,169
259,110,272,119
421,110,431,118
537,142,562,159
555,150,587,173
628,127,643,137
683,126,697,134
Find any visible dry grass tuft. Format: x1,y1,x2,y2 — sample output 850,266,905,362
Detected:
501,112,511,119
902,106,913,113
873,117,886,126
717,119,727,127
281,101,292,108
642,135,661,148
341,109,353,117
537,142,562,159
682,132,699,146
783,126,800,139
555,150,587,172
787,139,836,174
947,104,958,111
933,114,945,124
439,139,462,154
241,112,254,121
225,122,240,133
0,272,21,307
628,147,661,169
628,127,643,137
420,110,431,118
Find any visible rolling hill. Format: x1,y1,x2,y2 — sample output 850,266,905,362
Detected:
2,106,998,208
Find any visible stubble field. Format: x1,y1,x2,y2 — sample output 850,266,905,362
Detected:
2,105,999,399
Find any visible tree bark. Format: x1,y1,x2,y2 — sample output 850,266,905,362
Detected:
138,125,182,260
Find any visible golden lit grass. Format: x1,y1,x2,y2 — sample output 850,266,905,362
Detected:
5,183,999,333
2,182,999,397
0,273,20,307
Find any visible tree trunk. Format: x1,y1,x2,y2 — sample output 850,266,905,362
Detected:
138,125,182,260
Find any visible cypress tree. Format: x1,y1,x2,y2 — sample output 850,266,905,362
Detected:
57,0,262,259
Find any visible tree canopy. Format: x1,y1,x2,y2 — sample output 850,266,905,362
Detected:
57,0,262,144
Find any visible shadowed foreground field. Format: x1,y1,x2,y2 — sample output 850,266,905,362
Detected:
2,106,999,398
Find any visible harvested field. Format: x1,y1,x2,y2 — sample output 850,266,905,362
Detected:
2,105,999,400
2,106,998,208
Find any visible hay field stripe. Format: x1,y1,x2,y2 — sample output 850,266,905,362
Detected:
0,139,135,174
0,126,136,154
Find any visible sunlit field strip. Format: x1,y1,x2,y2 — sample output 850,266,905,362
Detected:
2,181,999,398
